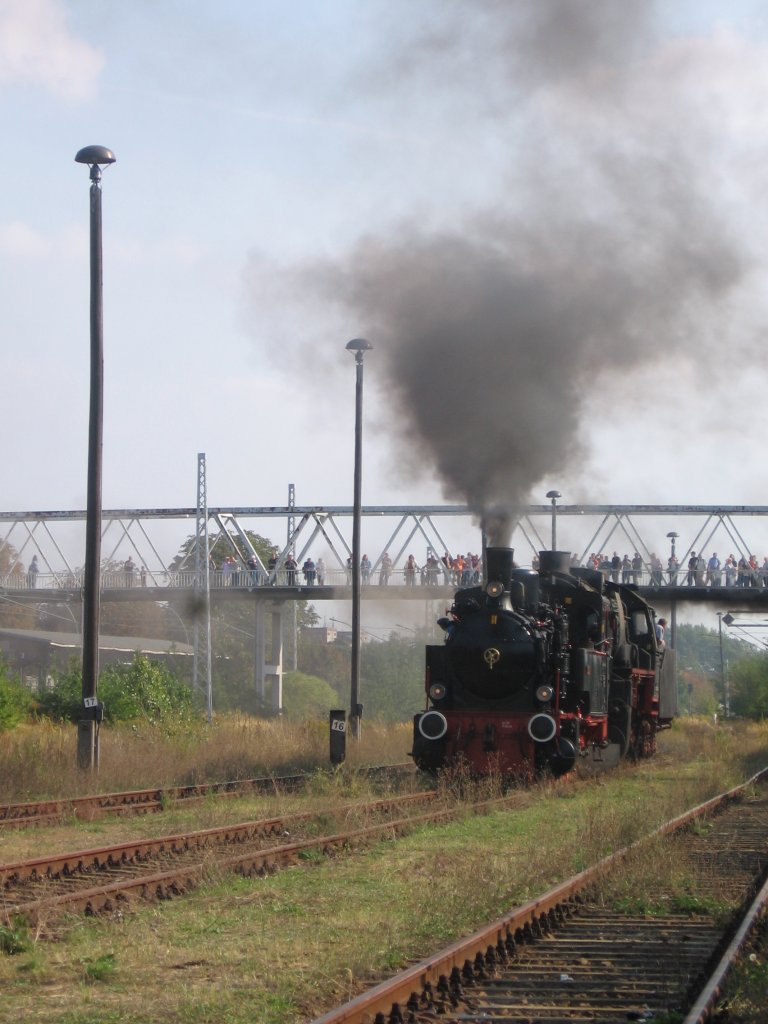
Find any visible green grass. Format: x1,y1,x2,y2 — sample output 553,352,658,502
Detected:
0,719,766,1023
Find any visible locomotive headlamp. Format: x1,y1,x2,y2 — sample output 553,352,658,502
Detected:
429,683,447,701
535,684,555,703
486,581,504,598
418,710,448,741
527,713,557,743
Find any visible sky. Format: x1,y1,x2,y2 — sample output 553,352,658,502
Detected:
4,0,768,571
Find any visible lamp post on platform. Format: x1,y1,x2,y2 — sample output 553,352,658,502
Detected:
346,338,372,742
666,531,679,578
546,490,561,551
666,530,680,645
719,612,734,718
74,145,115,771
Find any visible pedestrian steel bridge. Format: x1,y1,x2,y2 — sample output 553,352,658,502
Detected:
5,503,768,716
4,503,768,588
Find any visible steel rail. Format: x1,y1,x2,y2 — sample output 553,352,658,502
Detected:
0,792,437,890
0,791,527,926
682,873,768,1024
0,763,414,829
310,768,768,1024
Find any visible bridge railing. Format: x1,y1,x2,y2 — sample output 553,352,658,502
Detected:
5,567,768,592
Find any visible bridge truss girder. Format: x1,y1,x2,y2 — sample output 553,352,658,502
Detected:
4,505,768,580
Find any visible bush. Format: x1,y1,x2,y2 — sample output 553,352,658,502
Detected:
37,655,199,727
0,662,34,731
282,671,342,720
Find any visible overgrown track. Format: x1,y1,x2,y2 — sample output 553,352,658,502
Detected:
0,763,414,828
0,789,531,928
311,770,768,1024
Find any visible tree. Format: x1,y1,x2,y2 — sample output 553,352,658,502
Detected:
729,655,768,719
673,623,754,714
0,659,33,730
282,671,340,719
358,633,425,721
37,655,198,726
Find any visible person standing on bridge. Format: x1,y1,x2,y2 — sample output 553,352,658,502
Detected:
302,557,316,585
631,552,642,585
610,552,621,583
695,554,706,587
124,556,136,587
379,552,392,585
667,552,679,586
27,556,39,588
650,553,663,587
267,549,278,584
316,557,326,586
405,554,418,585
285,553,298,586
725,555,737,587
621,554,632,584
707,553,721,587
361,554,371,585
686,552,697,586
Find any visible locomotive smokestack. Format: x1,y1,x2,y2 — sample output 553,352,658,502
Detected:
538,551,572,575
485,547,516,588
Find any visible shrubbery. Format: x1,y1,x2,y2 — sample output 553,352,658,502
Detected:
36,655,199,727
0,661,34,731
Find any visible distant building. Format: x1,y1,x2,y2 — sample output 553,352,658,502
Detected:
301,626,338,644
0,628,193,690
332,629,375,645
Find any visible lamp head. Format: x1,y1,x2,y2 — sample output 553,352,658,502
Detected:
75,145,116,166
346,338,373,354
666,531,679,539
546,490,562,501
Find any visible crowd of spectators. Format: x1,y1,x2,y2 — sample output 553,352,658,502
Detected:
10,547,768,591
581,550,768,588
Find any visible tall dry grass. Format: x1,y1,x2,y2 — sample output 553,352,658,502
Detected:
0,716,413,802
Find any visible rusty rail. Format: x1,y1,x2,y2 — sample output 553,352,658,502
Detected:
0,763,414,828
310,768,768,1024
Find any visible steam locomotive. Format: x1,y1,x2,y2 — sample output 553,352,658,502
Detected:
411,548,676,777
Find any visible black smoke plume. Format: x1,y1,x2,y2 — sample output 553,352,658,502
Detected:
251,2,749,544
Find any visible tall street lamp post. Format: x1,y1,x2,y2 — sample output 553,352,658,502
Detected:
719,611,734,717
546,490,561,551
666,530,679,646
74,145,115,771
346,338,372,742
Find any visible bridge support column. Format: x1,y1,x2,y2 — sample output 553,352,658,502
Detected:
253,602,284,714
270,606,284,714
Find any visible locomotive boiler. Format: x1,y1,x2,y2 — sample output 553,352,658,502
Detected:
411,548,676,777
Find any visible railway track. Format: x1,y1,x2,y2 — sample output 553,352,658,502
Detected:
0,762,414,828
310,770,768,1024
0,788,531,928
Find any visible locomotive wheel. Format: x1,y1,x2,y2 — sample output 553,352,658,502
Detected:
548,737,577,777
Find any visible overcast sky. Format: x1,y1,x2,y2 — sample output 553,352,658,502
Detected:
4,0,768,572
